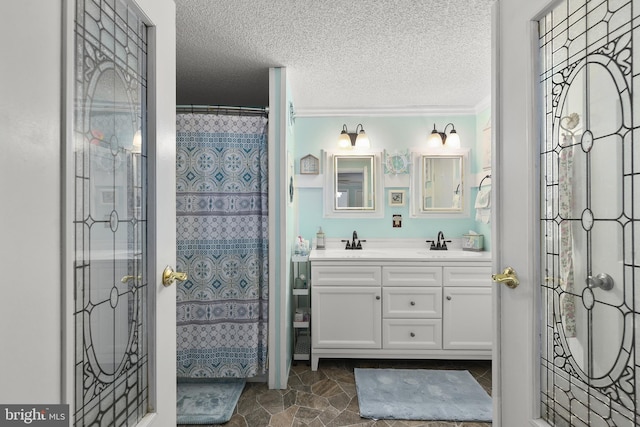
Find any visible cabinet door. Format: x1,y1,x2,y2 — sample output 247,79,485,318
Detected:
312,286,381,349
443,287,492,350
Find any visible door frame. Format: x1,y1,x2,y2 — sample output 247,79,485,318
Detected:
61,0,177,425
493,0,562,425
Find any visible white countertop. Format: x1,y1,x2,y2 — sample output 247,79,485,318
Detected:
307,238,491,262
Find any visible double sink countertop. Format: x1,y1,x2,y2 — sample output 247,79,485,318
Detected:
307,238,492,262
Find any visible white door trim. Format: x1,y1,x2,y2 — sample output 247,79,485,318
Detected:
61,0,75,409
494,0,564,425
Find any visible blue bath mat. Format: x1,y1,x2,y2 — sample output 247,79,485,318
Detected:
354,368,492,422
177,378,245,424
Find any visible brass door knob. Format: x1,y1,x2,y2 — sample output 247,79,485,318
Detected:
492,266,520,289
162,265,188,286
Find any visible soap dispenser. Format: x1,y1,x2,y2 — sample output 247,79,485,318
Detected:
316,227,325,249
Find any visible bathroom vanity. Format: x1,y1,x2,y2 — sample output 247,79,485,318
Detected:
309,241,492,370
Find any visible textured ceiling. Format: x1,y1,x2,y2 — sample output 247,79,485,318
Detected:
176,0,494,114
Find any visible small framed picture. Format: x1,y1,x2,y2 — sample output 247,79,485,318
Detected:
389,190,405,206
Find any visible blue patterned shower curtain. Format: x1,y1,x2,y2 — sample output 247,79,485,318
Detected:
176,113,268,378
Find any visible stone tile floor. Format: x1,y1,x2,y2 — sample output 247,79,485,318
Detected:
178,358,492,427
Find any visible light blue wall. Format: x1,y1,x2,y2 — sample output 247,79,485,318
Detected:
473,105,492,251
293,114,492,247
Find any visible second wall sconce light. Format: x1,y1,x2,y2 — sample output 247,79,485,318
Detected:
338,124,370,149
427,123,461,148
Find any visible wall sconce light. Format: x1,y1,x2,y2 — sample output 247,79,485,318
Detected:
338,124,370,149
427,123,461,149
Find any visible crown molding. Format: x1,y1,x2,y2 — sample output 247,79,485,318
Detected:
295,99,491,118
474,95,492,114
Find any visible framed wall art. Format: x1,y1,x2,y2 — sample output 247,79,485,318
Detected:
389,190,405,207
300,154,319,174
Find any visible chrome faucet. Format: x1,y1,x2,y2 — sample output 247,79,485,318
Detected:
342,230,366,249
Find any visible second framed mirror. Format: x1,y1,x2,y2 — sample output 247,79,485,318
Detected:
410,149,469,217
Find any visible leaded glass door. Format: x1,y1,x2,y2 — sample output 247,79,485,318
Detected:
71,0,177,425
539,0,639,425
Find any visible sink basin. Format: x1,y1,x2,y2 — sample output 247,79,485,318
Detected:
312,249,390,259
417,250,484,258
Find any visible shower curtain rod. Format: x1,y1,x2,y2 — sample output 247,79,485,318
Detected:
176,104,269,117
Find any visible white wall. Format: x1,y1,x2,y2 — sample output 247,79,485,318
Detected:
0,0,63,402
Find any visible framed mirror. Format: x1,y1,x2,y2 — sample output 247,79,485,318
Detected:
422,156,462,211
323,151,383,218
335,156,374,210
410,149,469,217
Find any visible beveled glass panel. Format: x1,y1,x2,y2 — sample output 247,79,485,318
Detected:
539,0,638,424
74,0,148,425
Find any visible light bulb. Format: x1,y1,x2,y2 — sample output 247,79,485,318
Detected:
338,131,352,149
427,131,443,147
355,131,370,149
445,131,461,149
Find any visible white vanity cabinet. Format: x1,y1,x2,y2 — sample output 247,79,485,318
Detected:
310,259,492,371
442,266,493,350
311,266,382,349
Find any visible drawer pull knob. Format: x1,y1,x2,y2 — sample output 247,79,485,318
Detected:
446,296,452,300
410,301,416,306
410,332,416,337
376,295,381,300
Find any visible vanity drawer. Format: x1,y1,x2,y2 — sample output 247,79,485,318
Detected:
443,267,492,287
383,319,442,349
382,287,442,318
312,266,381,286
382,266,442,287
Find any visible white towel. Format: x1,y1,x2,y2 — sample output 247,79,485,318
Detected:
474,186,491,208
476,208,491,224
452,193,461,209
475,186,491,224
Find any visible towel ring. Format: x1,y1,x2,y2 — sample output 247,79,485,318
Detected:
479,174,491,190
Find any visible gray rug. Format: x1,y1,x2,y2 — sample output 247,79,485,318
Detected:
354,368,492,422
177,378,245,424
